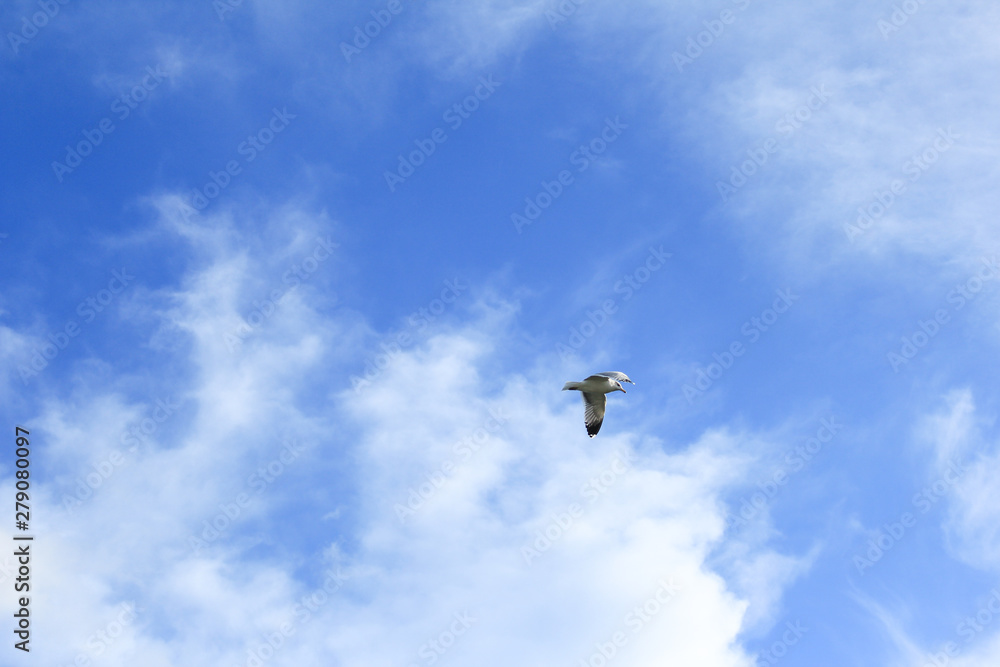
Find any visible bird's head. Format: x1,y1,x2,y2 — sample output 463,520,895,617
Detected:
616,382,626,394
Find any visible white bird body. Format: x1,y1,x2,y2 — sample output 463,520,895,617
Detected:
562,371,634,437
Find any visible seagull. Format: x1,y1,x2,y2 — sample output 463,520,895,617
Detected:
562,371,634,437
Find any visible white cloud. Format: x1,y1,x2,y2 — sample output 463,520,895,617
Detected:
413,0,550,76
678,2,1000,275
424,0,1000,280
0,200,813,665
857,389,1000,666
293,336,797,666
918,390,1000,574
0,323,34,404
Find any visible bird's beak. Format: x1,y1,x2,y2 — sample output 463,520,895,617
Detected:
620,387,627,394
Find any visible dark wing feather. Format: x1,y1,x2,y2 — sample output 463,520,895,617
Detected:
582,391,606,437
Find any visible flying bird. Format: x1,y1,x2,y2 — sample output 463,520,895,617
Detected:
562,371,634,437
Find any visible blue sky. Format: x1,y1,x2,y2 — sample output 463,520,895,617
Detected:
2,0,1000,665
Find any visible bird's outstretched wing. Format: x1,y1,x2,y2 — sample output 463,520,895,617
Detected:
590,371,635,385
582,391,607,437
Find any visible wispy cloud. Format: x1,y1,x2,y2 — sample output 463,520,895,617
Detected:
0,204,817,665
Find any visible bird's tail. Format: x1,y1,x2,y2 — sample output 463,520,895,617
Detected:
563,381,581,391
